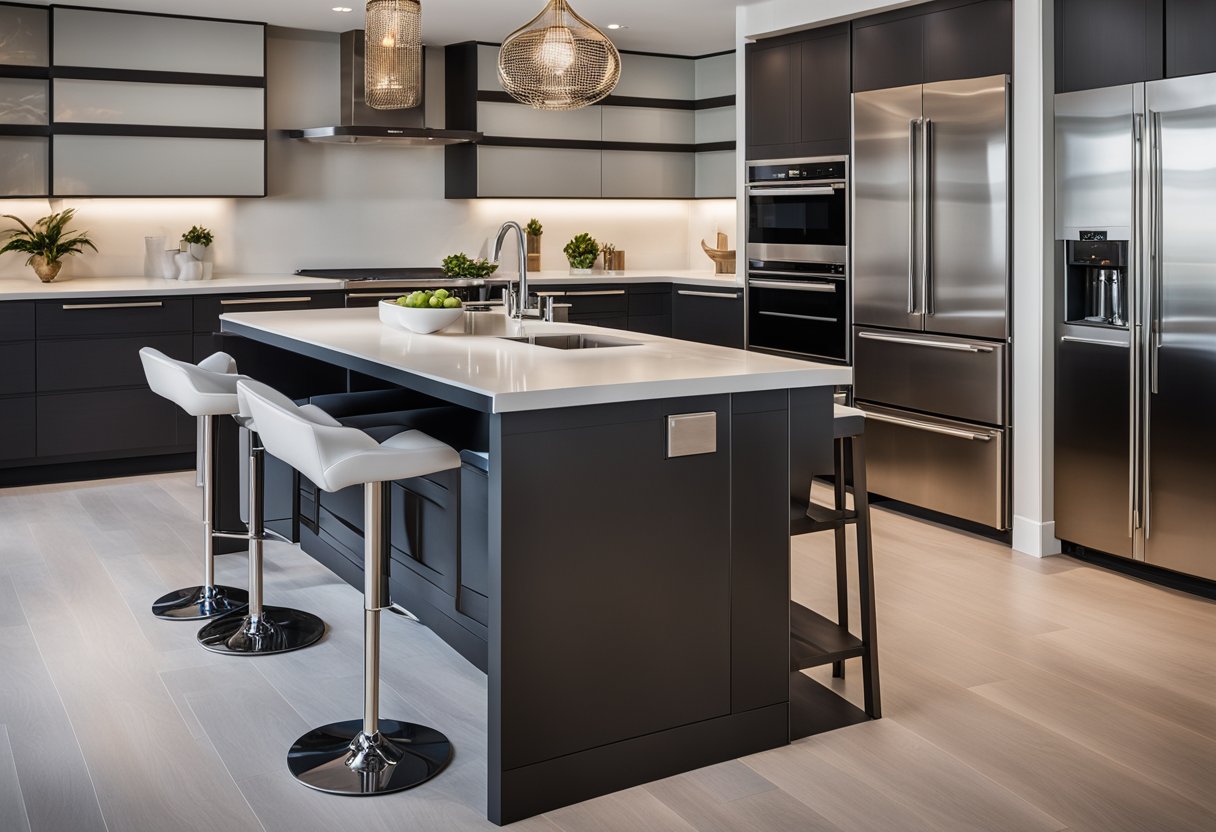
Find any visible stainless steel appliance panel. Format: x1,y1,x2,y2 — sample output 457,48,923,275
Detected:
923,75,1010,340
852,84,923,331
1054,84,1138,240
1143,73,1216,581
1054,328,1134,558
856,403,1007,530
853,328,1006,425
748,277,847,361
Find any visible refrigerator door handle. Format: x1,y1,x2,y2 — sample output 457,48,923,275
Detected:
1131,111,1145,538
922,118,933,316
908,118,920,314
1150,110,1164,398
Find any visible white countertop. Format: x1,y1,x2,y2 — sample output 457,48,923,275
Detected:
0,273,341,300
523,270,742,288
220,307,849,413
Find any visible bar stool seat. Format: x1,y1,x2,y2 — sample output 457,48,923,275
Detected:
140,348,249,620
238,379,460,797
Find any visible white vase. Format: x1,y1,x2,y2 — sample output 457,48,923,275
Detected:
569,267,593,275
145,236,166,277
160,249,180,279
176,252,202,281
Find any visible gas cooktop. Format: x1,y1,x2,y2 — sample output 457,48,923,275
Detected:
296,267,514,290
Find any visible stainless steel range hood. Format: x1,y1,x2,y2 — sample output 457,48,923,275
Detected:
286,31,480,147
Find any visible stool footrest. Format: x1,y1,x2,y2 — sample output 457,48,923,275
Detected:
790,499,858,535
790,600,866,671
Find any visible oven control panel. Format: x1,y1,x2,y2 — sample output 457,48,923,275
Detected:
748,158,846,184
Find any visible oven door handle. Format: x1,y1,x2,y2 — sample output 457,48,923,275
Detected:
748,279,837,293
757,311,838,323
749,269,845,279
746,178,845,189
746,187,837,197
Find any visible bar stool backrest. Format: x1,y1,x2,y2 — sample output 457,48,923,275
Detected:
139,348,243,417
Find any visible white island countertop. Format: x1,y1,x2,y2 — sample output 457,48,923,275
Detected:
221,307,849,413
0,273,341,301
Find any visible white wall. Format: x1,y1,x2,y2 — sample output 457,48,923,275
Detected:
0,27,738,280
737,0,1059,557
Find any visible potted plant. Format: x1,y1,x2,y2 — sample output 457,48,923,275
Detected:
525,218,543,272
181,225,215,279
441,252,499,278
0,209,97,283
563,232,599,275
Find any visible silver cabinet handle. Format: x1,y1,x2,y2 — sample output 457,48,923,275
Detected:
857,331,995,352
1059,336,1127,347
533,291,566,297
750,269,846,279
922,117,933,316
758,311,837,323
565,290,625,297
678,290,740,299
347,291,409,299
745,186,837,197
61,301,163,310
864,411,994,442
908,117,919,314
748,279,837,293
220,296,313,306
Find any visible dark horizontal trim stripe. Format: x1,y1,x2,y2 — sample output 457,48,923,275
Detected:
0,64,49,79
51,4,269,29
478,90,734,111
52,123,266,140
48,193,267,199
0,124,50,137
468,40,734,61
52,66,265,89
479,135,735,154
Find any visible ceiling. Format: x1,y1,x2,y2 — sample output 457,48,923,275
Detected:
28,1,763,55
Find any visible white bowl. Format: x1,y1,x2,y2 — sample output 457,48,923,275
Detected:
378,300,464,334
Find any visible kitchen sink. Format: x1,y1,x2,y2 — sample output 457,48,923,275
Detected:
499,334,641,350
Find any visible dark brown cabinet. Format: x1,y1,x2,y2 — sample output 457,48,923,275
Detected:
1056,0,1164,92
852,14,923,92
1166,0,1216,78
746,24,851,160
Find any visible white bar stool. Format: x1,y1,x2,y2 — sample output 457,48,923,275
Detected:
238,379,460,796
140,348,249,620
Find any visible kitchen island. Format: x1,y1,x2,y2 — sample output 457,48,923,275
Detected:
220,307,853,824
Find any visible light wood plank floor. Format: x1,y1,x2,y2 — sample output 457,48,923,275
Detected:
1,473,1213,832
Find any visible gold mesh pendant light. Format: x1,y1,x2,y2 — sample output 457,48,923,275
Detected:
364,0,423,109
498,0,621,111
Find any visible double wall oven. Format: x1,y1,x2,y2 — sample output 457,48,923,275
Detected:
745,156,849,363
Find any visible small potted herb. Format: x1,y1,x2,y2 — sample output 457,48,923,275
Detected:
0,209,97,283
525,218,543,272
441,252,499,279
181,225,215,279
563,232,599,275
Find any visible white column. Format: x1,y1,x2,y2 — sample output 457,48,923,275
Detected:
1011,0,1061,557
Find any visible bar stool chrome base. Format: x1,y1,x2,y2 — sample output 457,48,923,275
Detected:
197,607,326,655
287,719,452,796
152,585,248,621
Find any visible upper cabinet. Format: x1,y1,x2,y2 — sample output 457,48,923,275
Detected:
0,4,266,199
853,0,1012,92
445,43,735,199
745,24,850,160
0,3,50,198
1165,0,1216,79
1055,0,1163,92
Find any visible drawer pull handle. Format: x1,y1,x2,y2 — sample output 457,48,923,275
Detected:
758,310,837,323
347,292,408,299
678,290,740,299
220,296,313,306
748,279,837,293
534,291,566,297
750,269,847,279
61,301,164,310
1059,335,1126,348
565,290,626,297
863,411,995,442
857,331,995,353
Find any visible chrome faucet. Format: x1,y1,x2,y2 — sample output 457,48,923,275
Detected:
492,221,538,320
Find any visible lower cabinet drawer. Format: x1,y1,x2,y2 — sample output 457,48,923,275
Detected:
0,342,34,395
37,388,190,458
37,297,192,338
37,334,192,393
856,403,1007,530
0,396,35,462
194,291,344,333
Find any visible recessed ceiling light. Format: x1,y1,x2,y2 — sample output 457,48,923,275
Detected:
332,6,353,11
606,24,629,30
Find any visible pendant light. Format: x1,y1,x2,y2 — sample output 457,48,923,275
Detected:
364,0,423,109
498,0,621,111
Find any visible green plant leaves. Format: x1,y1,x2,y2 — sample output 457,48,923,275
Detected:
181,225,214,247
563,232,599,269
1,209,97,266
441,252,499,278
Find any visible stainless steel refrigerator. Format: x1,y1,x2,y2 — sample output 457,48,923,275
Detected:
851,75,1011,530
1054,74,1216,582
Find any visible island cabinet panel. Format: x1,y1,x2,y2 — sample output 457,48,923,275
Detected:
1056,0,1164,92
672,285,745,348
